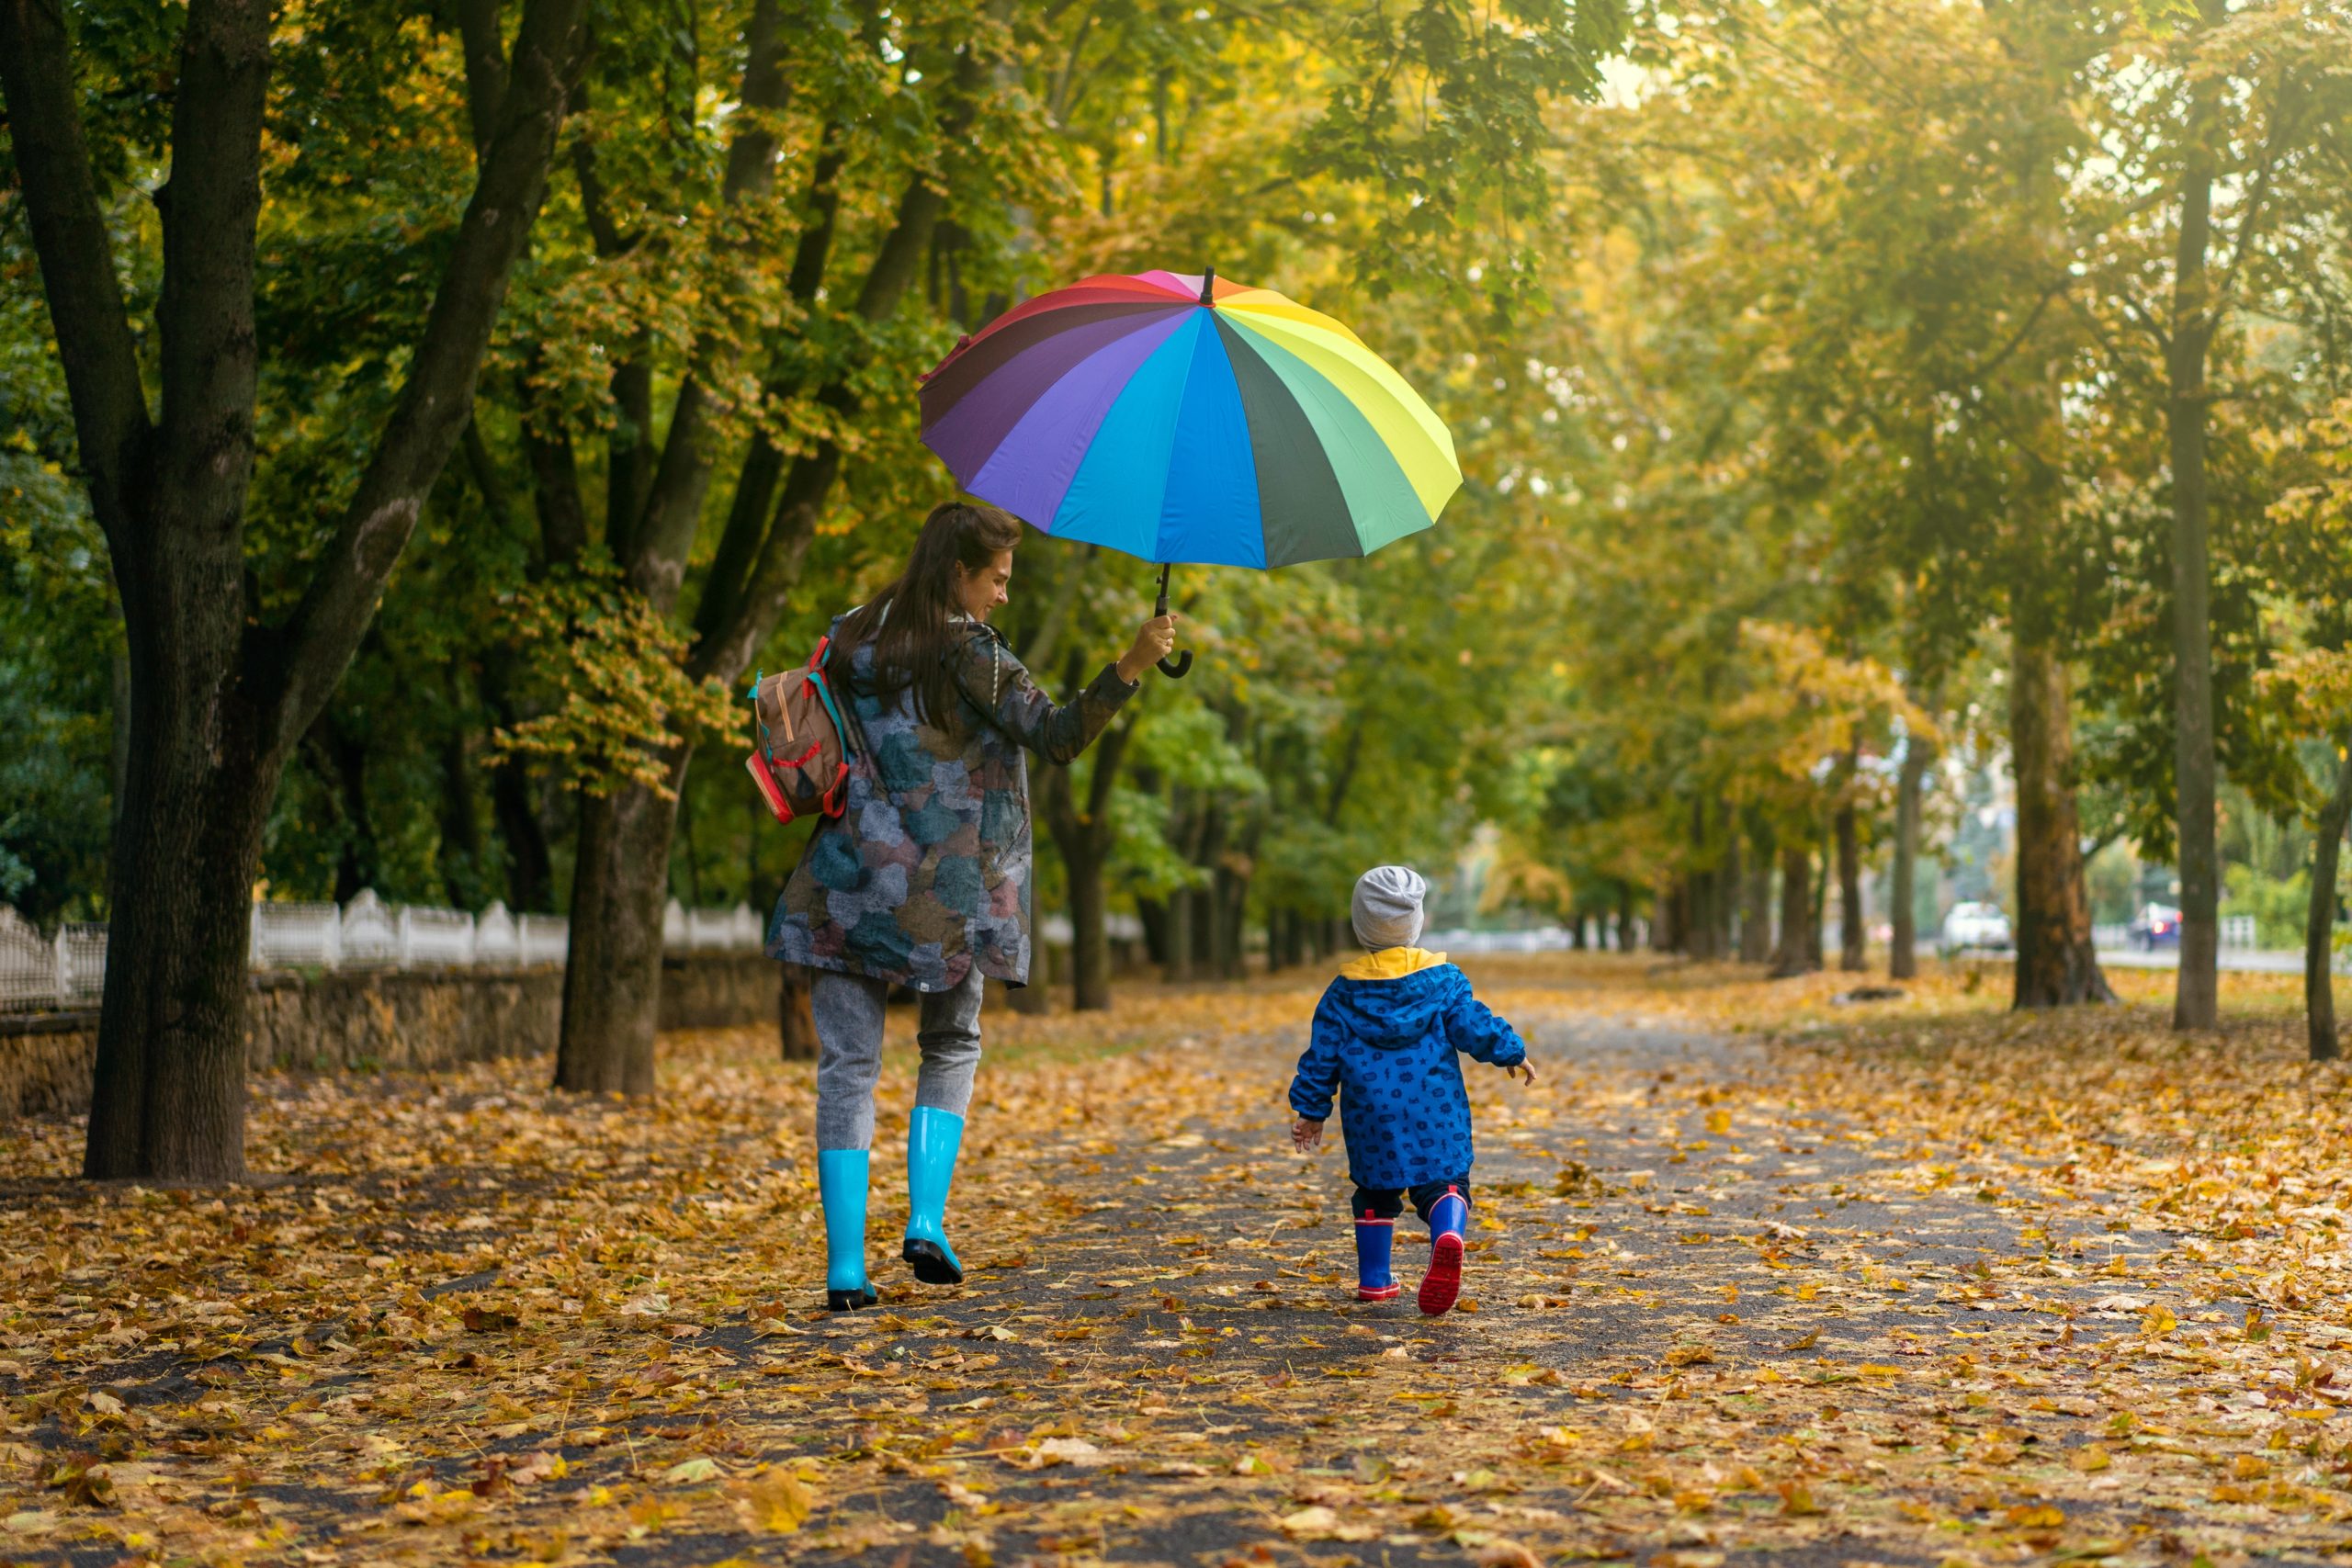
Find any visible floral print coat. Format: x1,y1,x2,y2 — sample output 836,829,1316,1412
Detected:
767,617,1137,992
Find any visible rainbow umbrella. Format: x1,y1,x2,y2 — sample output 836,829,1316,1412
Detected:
918,269,1460,675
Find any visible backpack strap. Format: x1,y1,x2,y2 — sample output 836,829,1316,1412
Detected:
808,634,870,761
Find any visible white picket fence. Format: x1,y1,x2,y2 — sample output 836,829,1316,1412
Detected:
1,892,763,1012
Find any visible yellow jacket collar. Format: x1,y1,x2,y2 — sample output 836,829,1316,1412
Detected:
1340,946,1450,981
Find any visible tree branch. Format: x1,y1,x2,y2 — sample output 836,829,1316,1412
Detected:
690,43,984,681
268,0,591,758
688,116,854,639
456,0,508,152
149,0,271,611
0,0,160,562
627,0,794,613
2211,80,2301,320
1085,711,1134,829
1021,544,1099,673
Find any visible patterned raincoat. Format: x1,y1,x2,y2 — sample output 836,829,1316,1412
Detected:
1287,947,1528,1190
767,616,1137,992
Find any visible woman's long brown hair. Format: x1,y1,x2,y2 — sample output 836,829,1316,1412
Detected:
836,501,1024,730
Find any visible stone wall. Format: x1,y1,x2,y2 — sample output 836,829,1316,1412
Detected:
0,953,779,1122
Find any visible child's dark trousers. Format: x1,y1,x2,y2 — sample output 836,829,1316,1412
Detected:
1351,1177,1471,1224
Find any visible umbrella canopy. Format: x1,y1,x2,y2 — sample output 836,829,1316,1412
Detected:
918,270,1459,569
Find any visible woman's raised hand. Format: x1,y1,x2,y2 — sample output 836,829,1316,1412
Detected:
1116,614,1180,683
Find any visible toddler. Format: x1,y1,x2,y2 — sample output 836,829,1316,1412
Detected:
1288,866,1534,1315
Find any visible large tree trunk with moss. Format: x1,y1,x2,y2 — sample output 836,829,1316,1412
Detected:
1890,736,1931,980
2308,737,2352,1063
85,670,278,1180
2,0,588,1179
556,766,684,1093
2008,621,2113,1009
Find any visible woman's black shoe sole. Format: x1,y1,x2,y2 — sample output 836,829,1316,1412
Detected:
903,1238,964,1285
826,1287,878,1312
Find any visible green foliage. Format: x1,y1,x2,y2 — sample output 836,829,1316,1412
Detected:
492,560,739,797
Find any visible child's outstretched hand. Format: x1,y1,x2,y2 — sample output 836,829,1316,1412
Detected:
1292,1116,1324,1152
1509,1060,1538,1086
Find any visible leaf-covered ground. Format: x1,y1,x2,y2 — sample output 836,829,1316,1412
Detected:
6,954,2352,1567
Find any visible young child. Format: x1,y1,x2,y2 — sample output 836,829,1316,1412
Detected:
1288,866,1534,1315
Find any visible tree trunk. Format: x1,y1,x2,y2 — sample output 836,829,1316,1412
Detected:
1716,808,1740,959
2009,621,2113,1008
1807,848,1827,970
554,48,985,1080
1010,930,1052,1014
1067,835,1112,1010
555,764,685,1093
2165,24,2225,1032
1890,735,1931,980
780,964,818,1061
1836,794,1865,973
85,649,277,1180
2307,736,2352,1063
1164,889,1194,981
1770,839,1815,977
1136,897,1168,966
490,757,554,911
1040,716,1132,1011
1197,808,1232,975
1738,815,1774,964
5,0,589,1180
1216,864,1252,979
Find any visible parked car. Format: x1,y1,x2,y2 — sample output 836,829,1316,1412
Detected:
2130,902,2184,950
1939,901,2013,955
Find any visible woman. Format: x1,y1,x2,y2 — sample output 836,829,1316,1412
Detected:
768,500,1177,1311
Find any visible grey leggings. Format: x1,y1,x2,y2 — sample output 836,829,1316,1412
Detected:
812,966,984,1151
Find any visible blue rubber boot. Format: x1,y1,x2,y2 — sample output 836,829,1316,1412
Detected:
902,1106,966,1285
818,1148,876,1312
1355,1212,1398,1302
1419,1187,1468,1316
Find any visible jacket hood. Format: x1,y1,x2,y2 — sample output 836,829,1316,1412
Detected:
1340,946,1449,981
1323,954,1462,1051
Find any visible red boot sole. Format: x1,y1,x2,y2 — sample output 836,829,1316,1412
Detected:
1419,1233,1463,1315
1356,1284,1400,1302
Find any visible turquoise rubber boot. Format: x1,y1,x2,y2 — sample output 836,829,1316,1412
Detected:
818,1148,876,1312
902,1106,966,1285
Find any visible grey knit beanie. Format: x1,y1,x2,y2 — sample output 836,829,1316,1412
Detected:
1351,865,1428,952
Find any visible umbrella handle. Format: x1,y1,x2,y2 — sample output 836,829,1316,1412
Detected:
1154,563,1193,679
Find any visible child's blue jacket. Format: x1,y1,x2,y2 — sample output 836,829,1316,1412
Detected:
1287,947,1528,1190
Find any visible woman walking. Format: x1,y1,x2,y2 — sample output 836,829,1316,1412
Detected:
768,500,1177,1310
